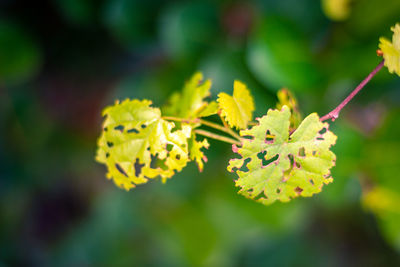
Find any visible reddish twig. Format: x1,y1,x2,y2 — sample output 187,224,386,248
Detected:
320,60,385,122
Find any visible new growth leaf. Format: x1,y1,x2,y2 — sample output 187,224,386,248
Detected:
217,80,255,129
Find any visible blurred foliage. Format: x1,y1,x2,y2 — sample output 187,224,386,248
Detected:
361,110,400,250
159,1,220,60
0,20,42,85
276,88,302,129
321,0,351,21
247,16,322,92
1,0,400,266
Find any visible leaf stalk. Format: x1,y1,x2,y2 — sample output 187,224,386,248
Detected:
320,60,385,122
194,129,241,145
162,116,241,141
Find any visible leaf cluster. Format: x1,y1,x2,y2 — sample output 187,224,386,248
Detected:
96,70,340,205
96,73,255,190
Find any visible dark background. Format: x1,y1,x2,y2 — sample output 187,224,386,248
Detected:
1,0,400,266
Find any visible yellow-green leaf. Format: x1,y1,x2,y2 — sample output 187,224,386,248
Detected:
96,99,191,190
228,106,337,205
276,88,301,129
189,135,209,172
217,80,255,129
163,72,213,118
321,0,351,21
362,186,400,216
197,101,218,118
362,185,400,251
379,23,400,76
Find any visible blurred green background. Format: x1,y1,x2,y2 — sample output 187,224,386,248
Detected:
1,0,400,266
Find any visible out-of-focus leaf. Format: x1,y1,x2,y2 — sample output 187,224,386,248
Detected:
349,0,400,37
253,0,326,34
102,0,161,46
276,88,301,129
0,21,42,85
228,106,336,205
379,23,400,76
96,99,191,190
246,17,321,92
197,101,218,118
55,0,96,26
321,0,351,21
363,186,400,215
159,2,219,60
217,80,255,129
362,110,400,250
163,72,213,118
362,186,400,250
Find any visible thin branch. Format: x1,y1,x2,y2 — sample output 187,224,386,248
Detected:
320,60,385,122
198,119,232,135
162,116,197,124
194,129,242,146
217,114,242,140
162,115,241,141
226,127,241,142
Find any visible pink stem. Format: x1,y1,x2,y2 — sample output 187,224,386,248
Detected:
320,60,385,122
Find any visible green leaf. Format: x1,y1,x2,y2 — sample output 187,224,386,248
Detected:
189,134,209,172
228,106,337,205
379,23,400,76
217,80,255,129
163,72,213,118
96,99,191,190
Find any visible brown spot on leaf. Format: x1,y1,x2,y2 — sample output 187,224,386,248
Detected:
294,186,303,195
298,147,305,157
